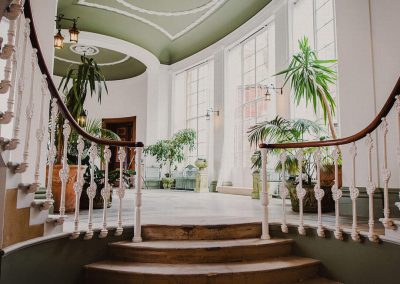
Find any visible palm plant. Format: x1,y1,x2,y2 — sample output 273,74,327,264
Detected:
58,55,108,120
248,116,324,184
276,37,338,139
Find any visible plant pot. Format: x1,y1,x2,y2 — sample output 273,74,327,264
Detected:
47,165,85,213
162,178,174,189
80,184,113,210
320,164,342,188
287,180,335,213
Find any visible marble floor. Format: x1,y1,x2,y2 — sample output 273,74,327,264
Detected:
64,189,382,235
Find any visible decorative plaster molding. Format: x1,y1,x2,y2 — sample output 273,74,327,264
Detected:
76,0,227,40
70,44,99,56
54,54,130,66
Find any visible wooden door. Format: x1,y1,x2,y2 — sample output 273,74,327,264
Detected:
102,117,136,172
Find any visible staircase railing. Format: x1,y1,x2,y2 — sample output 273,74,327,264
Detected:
259,77,400,242
0,0,145,243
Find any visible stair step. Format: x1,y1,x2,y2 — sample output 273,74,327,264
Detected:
141,223,261,241
31,199,52,211
109,238,293,264
84,256,320,284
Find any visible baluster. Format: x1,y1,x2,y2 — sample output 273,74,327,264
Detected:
14,48,36,173
260,148,270,240
0,12,23,124
365,134,378,242
279,152,288,233
133,147,143,242
115,147,127,236
46,98,58,204
85,142,98,240
296,149,306,235
314,149,325,237
59,120,71,223
331,148,343,240
396,96,400,210
99,146,112,239
71,136,84,240
4,0,23,21
30,75,47,192
380,118,395,229
7,18,30,150
0,15,16,60
349,142,360,241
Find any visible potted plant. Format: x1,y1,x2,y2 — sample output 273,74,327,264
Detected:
49,56,108,213
275,36,341,188
248,116,334,212
144,129,196,189
194,158,207,171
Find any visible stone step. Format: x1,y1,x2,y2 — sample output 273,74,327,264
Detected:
141,222,261,241
109,238,293,264
84,256,321,284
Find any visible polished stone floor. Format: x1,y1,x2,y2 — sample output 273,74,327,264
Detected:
64,189,382,235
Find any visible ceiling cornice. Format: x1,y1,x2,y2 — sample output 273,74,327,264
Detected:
76,0,227,40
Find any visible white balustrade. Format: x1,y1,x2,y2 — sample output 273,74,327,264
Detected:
260,148,270,240
296,150,306,236
0,16,16,60
46,99,58,204
71,136,85,240
84,142,98,240
279,152,288,233
8,18,30,150
115,147,126,236
15,47,36,173
381,118,394,229
365,134,378,242
314,149,325,238
349,143,360,241
99,146,112,239
59,120,71,223
331,148,343,240
30,75,47,192
133,147,143,242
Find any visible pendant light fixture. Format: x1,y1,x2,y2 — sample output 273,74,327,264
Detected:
54,14,80,49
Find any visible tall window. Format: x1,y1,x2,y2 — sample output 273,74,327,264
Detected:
290,0,338,130
226,24,275,187
185,62,214,164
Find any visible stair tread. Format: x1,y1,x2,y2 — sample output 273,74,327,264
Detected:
85,256,320,275
110,238,293,250
297,277,342,284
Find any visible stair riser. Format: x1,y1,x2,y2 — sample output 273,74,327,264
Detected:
109,243,292,264
142,223,261,241
85,264,319,284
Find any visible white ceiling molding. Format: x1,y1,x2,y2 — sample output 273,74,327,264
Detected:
76,0,227,40
114,0,218,16
55,54,131,66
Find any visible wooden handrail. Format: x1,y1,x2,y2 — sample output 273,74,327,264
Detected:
260,77,400,149
24,0,144,148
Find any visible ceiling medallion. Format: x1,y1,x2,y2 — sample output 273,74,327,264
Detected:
76,0,227,40
70,44,100,55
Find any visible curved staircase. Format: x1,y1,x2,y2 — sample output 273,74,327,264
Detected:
84,224,339,284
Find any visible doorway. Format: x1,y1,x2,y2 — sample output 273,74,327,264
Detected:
102,116,136,172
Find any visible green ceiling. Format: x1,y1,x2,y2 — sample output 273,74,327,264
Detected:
56,0,272,64
54,43,147,80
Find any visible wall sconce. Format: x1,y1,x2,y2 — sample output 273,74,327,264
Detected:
54,14,80,49
264,84,283,101
77,109,87,127
205,108,220,120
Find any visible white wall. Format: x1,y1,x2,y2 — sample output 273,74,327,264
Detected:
336,0,400,188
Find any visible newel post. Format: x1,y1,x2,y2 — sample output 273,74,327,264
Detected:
133,147,143,242
260,148,270,240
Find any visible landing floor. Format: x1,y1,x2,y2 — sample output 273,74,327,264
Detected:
64,189,383,235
